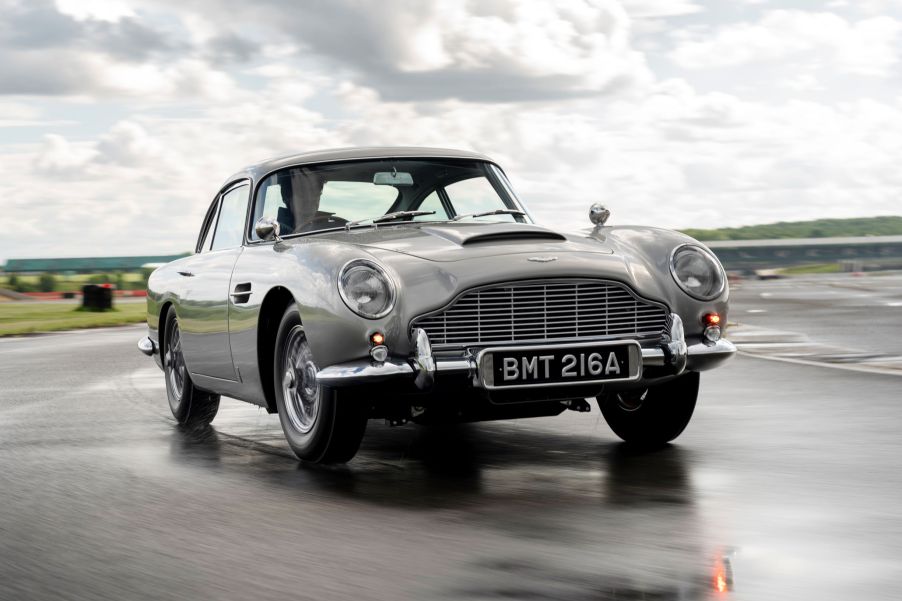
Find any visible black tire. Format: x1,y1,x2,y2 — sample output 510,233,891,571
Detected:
597,371,699,448
273,304,368,463
163,309,220,427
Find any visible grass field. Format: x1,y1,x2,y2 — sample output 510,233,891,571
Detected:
778,263,843,275
0,302,146,336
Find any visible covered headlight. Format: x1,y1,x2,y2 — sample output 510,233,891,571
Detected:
338,259,396,319
670,244,726,300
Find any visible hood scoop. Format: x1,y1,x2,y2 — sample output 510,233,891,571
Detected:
420,223,566,247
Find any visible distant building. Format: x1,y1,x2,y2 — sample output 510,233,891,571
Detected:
705,235,902,271
1,254,188,274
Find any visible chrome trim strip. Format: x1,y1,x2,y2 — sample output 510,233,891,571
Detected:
316,359,413,387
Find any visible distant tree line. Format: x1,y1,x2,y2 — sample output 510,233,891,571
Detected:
682,216,902,241
2,268,154,293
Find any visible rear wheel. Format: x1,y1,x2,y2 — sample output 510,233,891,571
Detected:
163,309,220,427
597,371,699,448
273,305,368,463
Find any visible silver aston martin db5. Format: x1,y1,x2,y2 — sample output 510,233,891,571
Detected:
139,147,735,463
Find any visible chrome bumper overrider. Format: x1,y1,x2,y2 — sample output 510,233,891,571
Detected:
138,336,156,357
315,313,736,389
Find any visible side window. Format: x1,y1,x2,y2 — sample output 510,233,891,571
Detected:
210,184,249,251
412,191,447,221
197,200,220,253
444,177,516,222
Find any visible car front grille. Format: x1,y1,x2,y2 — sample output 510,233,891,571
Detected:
412,279,669,349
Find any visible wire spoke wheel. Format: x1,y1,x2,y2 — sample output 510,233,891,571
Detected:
166,321,186,401
281,327,320,434
162,309,219,427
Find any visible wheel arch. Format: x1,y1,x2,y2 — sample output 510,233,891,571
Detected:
257,286,297,413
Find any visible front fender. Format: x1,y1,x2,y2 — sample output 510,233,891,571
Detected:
591,226,730,341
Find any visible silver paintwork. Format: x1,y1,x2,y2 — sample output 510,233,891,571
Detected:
141,147,734,413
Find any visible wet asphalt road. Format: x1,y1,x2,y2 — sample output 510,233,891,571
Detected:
1,278,901,601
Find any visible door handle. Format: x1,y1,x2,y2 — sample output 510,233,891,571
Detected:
177,271,195,277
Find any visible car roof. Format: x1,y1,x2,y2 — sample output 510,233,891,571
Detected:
225,146,496,185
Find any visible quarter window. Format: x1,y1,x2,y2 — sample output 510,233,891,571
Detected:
210,184,249,251
197,201,220,253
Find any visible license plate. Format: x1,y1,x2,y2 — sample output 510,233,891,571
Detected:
477,341,642,390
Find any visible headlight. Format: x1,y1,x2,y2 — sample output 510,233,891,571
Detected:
338,259,396,319
670,244,725,300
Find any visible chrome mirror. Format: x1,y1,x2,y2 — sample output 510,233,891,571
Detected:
255,217,281,241
589,203,610,227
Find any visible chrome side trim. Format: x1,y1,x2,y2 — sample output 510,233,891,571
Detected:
138,336,156,357
642,339,736,372
687,338,736,371
316,359,413,387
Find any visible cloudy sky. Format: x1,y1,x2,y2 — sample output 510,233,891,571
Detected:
1,0,901,262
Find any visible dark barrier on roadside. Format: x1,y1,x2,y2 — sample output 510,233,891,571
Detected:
82,284,114,310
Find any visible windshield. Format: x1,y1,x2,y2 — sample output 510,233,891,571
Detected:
250,159,528,239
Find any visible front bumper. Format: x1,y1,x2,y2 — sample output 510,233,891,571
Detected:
316,313,736,389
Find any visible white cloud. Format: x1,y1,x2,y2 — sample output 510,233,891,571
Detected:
620,0,703,18
1,0,902,262
54,0,134,22
671,10,902,77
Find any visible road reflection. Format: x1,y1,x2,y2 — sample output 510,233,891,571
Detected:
169,421,734,599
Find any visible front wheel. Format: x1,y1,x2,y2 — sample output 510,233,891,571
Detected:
273,305,368,463
163,309,220,427
597,371,699,448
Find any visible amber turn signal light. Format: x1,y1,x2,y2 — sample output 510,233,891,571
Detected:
703,312,721,327
370,331,385,345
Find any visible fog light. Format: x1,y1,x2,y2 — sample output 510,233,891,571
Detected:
370,345,388,362
704,325,722,342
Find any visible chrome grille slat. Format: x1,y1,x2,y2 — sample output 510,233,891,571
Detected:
412,279,669,348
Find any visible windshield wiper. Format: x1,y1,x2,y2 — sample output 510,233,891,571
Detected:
451,209,526,222
345,210,435,231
